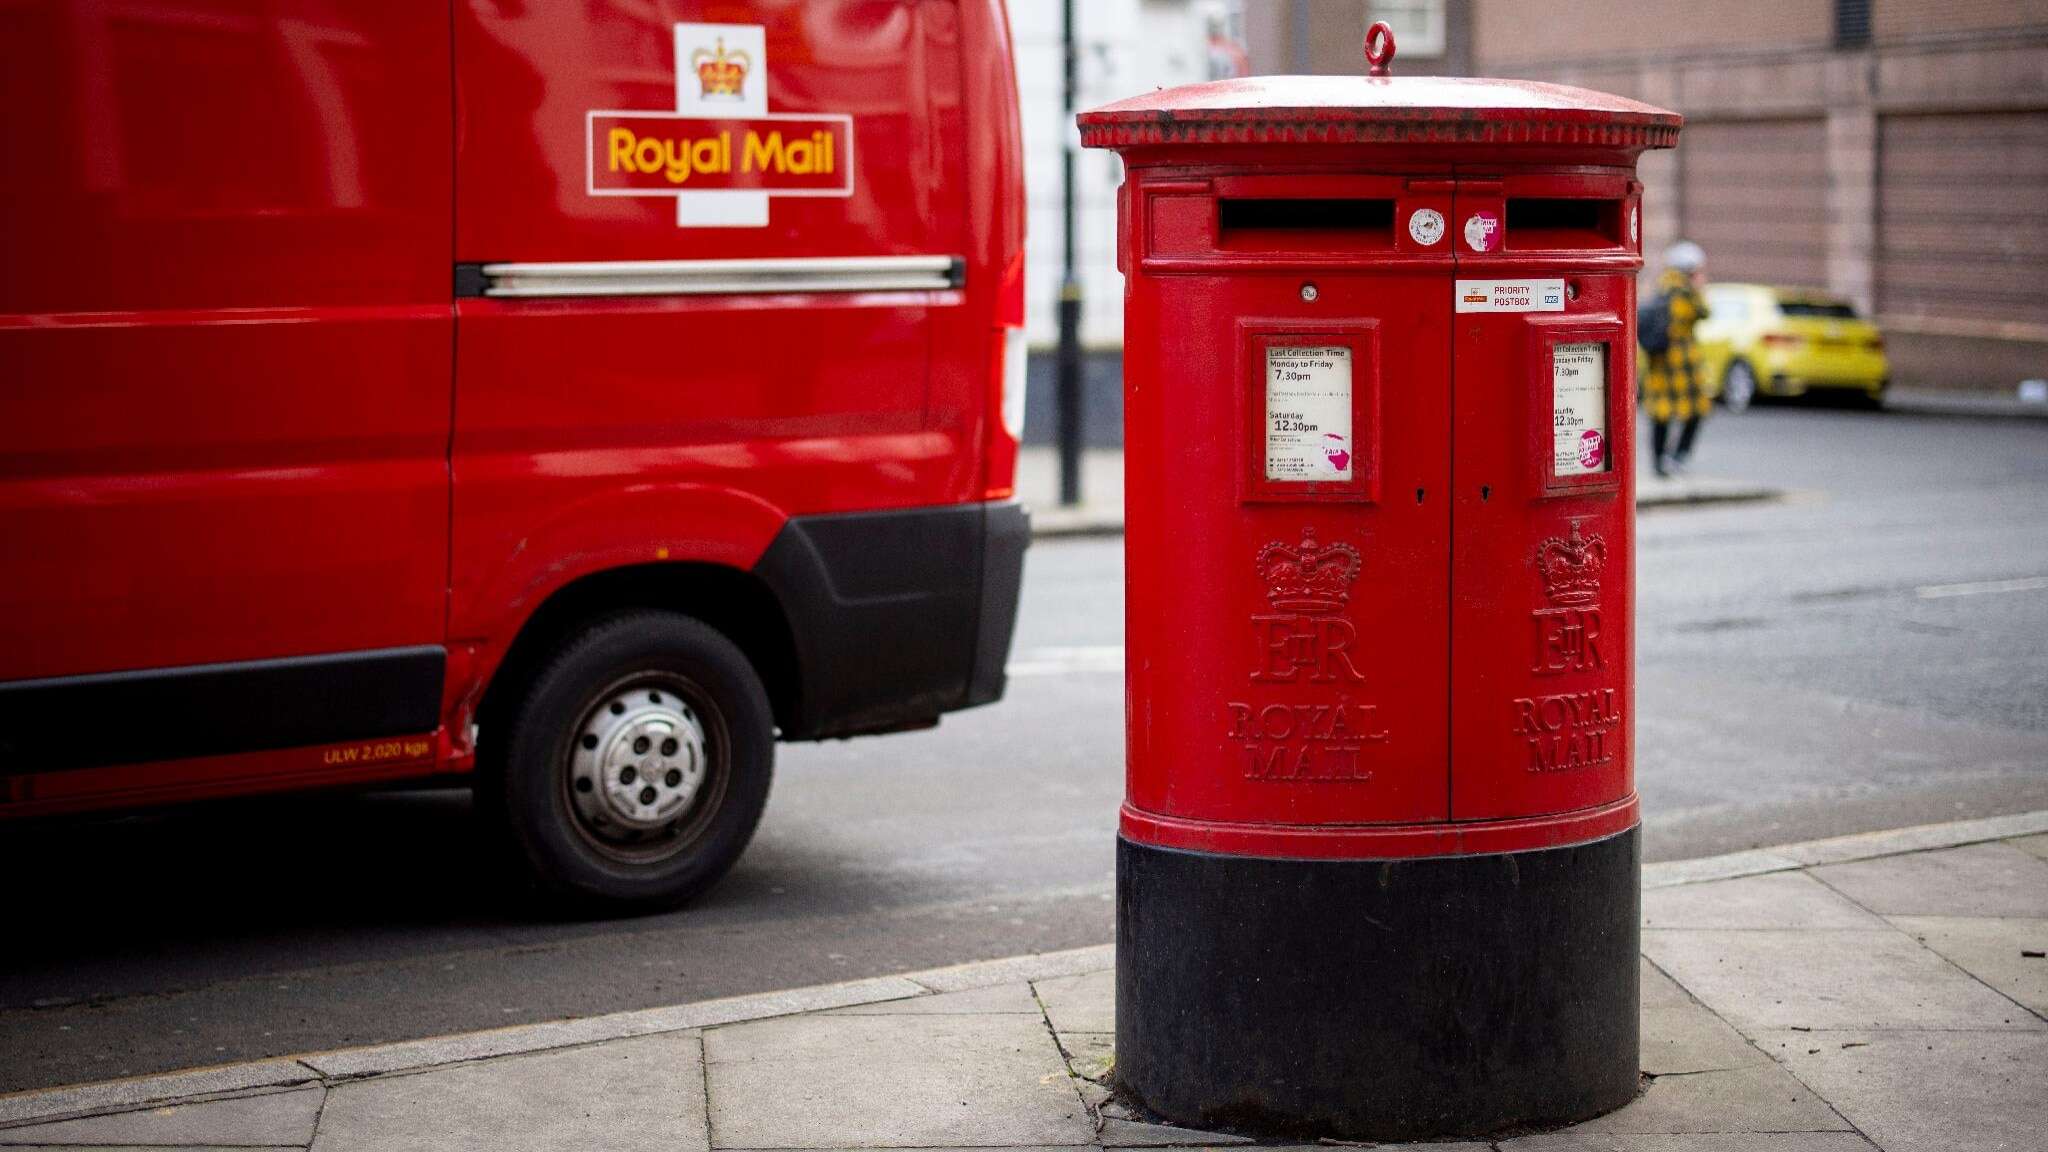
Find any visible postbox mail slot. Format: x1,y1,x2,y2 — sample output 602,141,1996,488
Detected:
1219,198,1395,252
1504,197,1623,249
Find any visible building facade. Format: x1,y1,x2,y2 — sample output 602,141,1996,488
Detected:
1248,0,2048,392
1010,0,1244,351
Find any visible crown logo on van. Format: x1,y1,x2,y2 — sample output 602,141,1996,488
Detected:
692,38,750,99
1537,520,1605,607
1257,529,1361,616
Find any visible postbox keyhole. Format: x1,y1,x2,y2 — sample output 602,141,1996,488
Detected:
1481,484,1491,501
1416,487,1425,504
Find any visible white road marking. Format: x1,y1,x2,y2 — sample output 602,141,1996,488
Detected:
1006,645,1125,676
1914,575,2048,600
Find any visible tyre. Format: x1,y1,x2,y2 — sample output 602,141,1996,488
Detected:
1720,360,1757,412
484,611,773,911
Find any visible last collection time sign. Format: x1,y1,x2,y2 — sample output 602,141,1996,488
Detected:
1265,346,1354,482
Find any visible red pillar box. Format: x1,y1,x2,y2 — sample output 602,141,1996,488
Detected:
1081,24,1680,1142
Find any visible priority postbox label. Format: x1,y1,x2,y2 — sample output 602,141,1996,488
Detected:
1454,279,1567,313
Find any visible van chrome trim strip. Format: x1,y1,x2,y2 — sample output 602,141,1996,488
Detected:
474,256,964,298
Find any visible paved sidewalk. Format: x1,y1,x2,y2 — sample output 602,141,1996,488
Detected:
3,811,2044,1151
1884,386,2048,421
1017,446,1780,538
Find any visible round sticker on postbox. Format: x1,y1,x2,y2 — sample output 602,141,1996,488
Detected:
1578,428,1605,471
1463,211,1501,253
1408,208,1445,246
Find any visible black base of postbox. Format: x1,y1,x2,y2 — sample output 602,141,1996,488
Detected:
1114,826,1640,1141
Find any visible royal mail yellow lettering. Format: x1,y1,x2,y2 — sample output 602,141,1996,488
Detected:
743,130,784,173
607,127,737,185
691,134,726,178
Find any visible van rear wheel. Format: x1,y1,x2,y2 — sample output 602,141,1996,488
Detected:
488,612,773,911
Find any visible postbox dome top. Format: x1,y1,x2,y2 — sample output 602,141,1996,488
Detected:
1077,74,1680,154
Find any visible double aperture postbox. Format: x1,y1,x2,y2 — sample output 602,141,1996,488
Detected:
1083,31,1680,1142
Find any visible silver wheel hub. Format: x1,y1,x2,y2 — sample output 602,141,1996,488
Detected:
569,686,708,834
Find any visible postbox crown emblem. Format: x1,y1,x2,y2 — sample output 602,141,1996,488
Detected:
691,38,750,99
1538,521,1606,607
1257,528,1361,616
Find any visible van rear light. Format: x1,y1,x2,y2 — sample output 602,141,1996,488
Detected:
982,248,1027,500
1001,326,1028,440
1864,333,1885,351
1761,332,1802,347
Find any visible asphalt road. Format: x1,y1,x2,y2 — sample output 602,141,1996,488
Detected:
4,403,2046,1094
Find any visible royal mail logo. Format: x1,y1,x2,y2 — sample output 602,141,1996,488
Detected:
1256,528,1361,616
586,23,854,228
1537,520,1606,608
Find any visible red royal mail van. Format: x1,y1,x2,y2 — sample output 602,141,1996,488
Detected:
0,1,1028,908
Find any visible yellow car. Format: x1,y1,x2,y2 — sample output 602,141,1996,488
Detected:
1692,284,1890,411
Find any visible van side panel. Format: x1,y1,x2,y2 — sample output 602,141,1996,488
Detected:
0,5,454,690
450,2,968,641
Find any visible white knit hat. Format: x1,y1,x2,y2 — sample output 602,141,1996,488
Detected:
1664,240,1706,272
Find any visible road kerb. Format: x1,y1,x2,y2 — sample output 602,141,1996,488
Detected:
1644,809,2048,889
0,1060,320,1128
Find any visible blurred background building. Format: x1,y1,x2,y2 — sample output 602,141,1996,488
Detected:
1021,0,2047,445
1012,0,1247,445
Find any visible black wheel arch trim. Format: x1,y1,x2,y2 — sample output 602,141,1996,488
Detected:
752,501,1027,740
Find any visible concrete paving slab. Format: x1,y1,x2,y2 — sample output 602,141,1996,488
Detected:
702,1012,1091,1149
1760,1028,2048,1152
1504,1135,1876,1151
823,982,1040,1016
0,1147,304,1151
1812,842,2048,919
1642,928,2044,1032
1641,957,1691,1008
907,946,1114,994
1888,916,2048,1017
0,1062,319,1128
1568,1063,1848,1134
1641,1002,1772,1076
1096,1116,1251,1146
1220,1139,1482,1147
1321,1146,1489,1152
2010,832,2048,861
301,974,924,1079
1076,1076,1111,1113
1034,968,1114,1036
1643,871,1888,930
0,1087,321,1147
1057,1031,1114,1082
310,1032,706,1152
